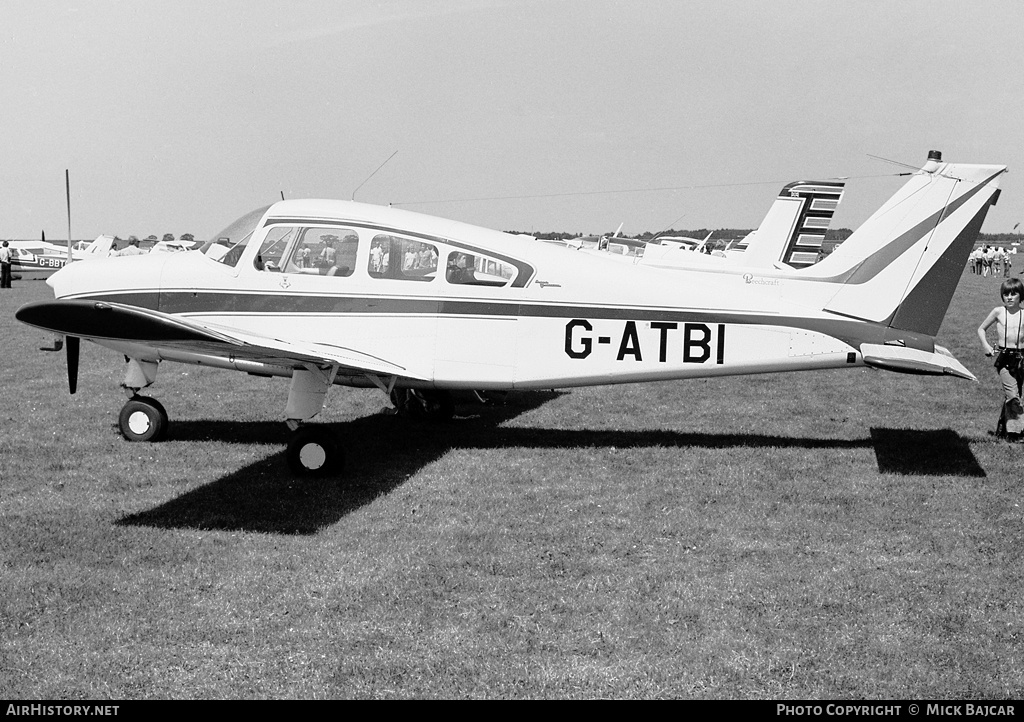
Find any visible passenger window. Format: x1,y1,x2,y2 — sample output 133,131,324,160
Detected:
368,234,438,282
445,251,516,286
254,227,296,271
283,228,360,277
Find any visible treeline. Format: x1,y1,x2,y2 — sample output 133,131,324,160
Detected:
517,228,1019,245
976,232,1024,244
517,228,854,242
115,233,196,245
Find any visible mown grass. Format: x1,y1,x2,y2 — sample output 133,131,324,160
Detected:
1,271,1022,699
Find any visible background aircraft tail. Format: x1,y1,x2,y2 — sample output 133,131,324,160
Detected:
742,180,845,268
814,151,1006,339
77,235,115,258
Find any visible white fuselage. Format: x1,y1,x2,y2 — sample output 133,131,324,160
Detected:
46,199,870,392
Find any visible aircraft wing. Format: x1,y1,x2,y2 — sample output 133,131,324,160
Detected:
15,299,416,378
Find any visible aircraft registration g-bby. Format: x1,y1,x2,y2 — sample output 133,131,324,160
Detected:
8,235,114,274
15,150,1007,476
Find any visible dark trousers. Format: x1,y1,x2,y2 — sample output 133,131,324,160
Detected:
0,262,12,288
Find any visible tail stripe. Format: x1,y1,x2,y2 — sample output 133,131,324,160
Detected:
827,168,1004,286
778,181,845,268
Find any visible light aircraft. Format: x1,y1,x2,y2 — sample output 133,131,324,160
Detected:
15,150,1006,477
71,236,117,258
649,232,713,253
566,178,845,268
640,180,846,271
149,239,200,254
562,223,647,258
9,234,114,274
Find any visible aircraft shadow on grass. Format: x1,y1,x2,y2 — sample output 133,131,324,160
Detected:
117,391,986,535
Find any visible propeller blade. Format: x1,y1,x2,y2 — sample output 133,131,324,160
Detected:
66,336,80,394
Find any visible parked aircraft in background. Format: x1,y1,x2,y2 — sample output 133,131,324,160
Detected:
71,236,116,258
649,232,713,253
560,223,648,258
557,179,845,269
8,234,115,274
16,150,1005,478
149,240,200,254
641,180,846,272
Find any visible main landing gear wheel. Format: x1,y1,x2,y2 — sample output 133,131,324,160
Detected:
390,389,455,421
286,426,344,477
118,396,169,442
473,390,509,406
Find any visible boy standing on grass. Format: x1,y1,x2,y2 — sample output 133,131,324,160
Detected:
978,277,1024,439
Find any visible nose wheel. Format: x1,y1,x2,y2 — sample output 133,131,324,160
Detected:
118,396,169,442
286,426,344,477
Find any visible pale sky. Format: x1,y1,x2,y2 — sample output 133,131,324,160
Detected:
2,0,1021,241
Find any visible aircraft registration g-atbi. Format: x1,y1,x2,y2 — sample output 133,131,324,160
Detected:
15,150,1007,477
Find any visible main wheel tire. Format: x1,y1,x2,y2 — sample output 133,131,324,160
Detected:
118,396,169,442
473,390,508,406
390,389,453,420
286,426,344,477
418,390,454,421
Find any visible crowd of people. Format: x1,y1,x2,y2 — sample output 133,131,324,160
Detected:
969,245,1015,277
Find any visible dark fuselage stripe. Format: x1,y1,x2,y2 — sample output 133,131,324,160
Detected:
68,289,898,351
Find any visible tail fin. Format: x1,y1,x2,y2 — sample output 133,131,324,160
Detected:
742,181,846,268
81,235,115,257
818,151,1006,337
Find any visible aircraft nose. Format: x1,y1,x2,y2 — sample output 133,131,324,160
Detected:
47,253,171,299
46,260,82,298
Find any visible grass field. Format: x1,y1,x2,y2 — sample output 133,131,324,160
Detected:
1,270,1022,699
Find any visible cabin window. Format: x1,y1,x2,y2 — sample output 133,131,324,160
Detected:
445,251,516,287
368,234,438,282
279,227,361,277
209,235,249,267
202,203,271,267
254,227,296,271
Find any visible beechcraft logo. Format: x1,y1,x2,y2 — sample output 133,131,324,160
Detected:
743,273,780,286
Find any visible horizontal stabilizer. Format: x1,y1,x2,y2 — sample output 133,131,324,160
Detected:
860,343,976,381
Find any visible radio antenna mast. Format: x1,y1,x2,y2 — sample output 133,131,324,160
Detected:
352,150,397,201
65,169,72,263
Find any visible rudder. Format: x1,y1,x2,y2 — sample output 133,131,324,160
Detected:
820,153,1006,336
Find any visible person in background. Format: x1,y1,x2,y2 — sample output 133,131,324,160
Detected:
0,241,13,288
115,238,145,256
978,277,1024,440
